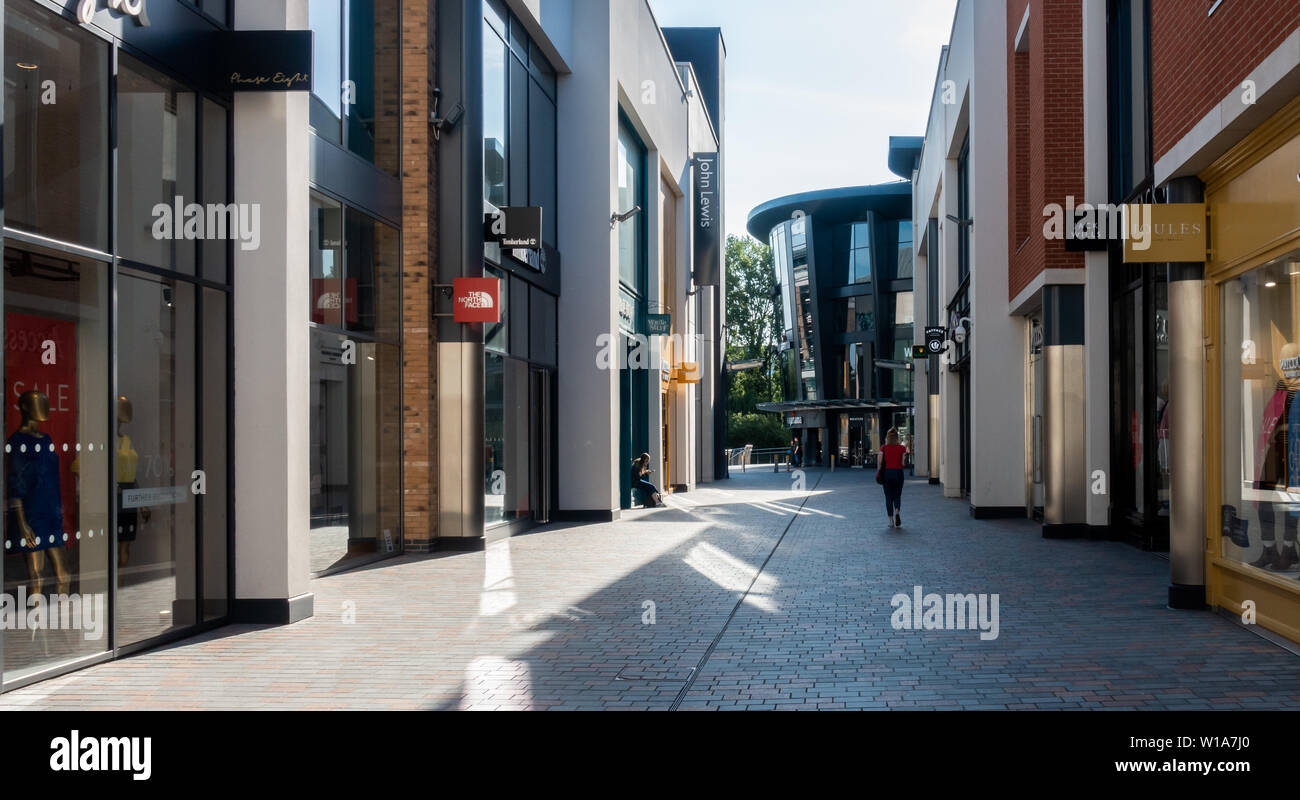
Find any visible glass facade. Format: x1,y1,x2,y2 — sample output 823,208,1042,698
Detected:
481,0,559,526
1220,249,1300,576
307,193,402,574
2,2,232,683
310,0,401,175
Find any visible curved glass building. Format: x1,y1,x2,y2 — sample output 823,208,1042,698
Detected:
747,137,921,468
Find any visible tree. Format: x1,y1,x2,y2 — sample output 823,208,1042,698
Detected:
724,235,784,448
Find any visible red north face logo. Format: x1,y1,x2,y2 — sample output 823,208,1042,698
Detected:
453,277,500,323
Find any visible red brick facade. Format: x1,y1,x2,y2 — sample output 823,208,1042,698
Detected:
1149,0,1299,162
1007,0,1085,302
402,0,439,551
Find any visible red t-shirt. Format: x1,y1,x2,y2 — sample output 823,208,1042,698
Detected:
880,444,907,470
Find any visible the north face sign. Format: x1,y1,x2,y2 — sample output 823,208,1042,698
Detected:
453,278,500,324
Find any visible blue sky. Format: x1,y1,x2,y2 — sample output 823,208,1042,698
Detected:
649,0,959,241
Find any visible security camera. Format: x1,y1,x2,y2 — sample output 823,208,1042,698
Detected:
953,325,966,344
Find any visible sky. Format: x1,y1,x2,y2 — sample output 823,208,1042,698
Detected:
648,0,959,242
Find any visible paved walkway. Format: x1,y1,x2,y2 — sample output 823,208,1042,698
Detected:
4,468,1299,710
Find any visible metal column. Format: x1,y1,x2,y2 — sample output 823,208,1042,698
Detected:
1166,177,1207,609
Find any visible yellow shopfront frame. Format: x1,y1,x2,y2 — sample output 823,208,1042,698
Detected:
1203,94,1300,643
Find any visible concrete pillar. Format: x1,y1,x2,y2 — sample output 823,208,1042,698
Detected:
1167,176,1207,609
1082,0,1111,531
1042,285,1088,536
231,0,313,623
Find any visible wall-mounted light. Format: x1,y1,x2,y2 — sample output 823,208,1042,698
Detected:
1265,280,1278,288
946,214,974,229
16,62,37,70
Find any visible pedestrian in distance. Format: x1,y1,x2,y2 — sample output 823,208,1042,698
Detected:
877,428,908,527
630,453,663,508
787,437,801,471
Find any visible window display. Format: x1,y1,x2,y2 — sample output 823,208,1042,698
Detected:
2,247,109,681
1220,247,1300,577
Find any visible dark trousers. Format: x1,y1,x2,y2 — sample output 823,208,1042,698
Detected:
882,468,905,516
633,479,659,505
1257,500,1298,545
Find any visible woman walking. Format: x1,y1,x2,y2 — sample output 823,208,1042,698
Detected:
878,428,908,527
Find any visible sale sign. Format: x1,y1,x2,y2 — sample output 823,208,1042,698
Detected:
6,312,79,545
453,277,501,324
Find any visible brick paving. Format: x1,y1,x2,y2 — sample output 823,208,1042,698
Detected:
3,468,1299,710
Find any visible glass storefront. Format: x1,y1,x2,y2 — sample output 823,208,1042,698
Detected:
1,2,231,685
1219,248,1300,576
307,193,402,575
480,0,560,529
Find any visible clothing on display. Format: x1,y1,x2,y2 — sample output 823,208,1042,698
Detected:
5,430,65,553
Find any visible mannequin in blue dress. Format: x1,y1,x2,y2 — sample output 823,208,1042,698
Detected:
5,390,68,597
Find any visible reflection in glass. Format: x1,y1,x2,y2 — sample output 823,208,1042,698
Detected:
3,247,109,680
484,22,508,207
345,210,400,341
310,0,344,145
617,123,644,291
311,194,346,328
116,272,197,646
485,353,530,526
3,3,109,249
202,100,230,284
201,290,229,619
308,329,402,574
118,56,198,273
346,0,400,174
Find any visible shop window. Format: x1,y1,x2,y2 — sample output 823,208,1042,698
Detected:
310,0,399,175
2,246,110,681
484,353,530,526
118,55,198,275
115,271,197,646
345,210,400,342
308,329,402,574
1220,249,1300,574
616,120,646,293
485,266,508,353
310,194,346,328
3,3,109,250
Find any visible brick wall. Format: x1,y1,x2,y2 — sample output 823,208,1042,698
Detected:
1007,0,1085,302
402,0,439,551
1150,0,1298,162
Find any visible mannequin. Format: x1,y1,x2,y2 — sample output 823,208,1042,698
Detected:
5,389,69,596
116,395,142,568
1251,343,1300,570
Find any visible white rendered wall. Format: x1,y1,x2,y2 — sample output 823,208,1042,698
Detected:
232,0,312,611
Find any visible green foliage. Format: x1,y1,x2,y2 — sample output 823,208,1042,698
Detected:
724,234,781,416
726,412,789,450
